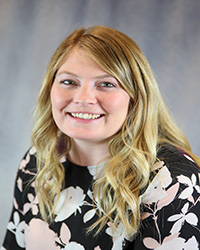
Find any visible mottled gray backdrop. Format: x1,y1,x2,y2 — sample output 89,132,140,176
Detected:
0,0,200,243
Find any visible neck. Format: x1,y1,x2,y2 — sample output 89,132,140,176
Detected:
67,139,110,166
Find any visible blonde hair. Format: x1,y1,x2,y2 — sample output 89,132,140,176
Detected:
31,26,200,238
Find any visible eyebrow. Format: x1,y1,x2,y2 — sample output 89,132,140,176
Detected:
56,71,115,80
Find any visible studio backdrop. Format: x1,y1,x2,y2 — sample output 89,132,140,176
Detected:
0,0,200,243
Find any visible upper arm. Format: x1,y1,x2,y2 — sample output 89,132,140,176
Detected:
1,148,37,250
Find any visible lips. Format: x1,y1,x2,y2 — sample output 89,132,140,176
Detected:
70,112,102,120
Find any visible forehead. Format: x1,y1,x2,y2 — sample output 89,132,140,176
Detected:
57,46,109,76
62,46,96,64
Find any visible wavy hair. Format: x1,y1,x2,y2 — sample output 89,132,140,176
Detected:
31,26,200,238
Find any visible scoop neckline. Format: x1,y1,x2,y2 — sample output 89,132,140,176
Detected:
61,157,106,169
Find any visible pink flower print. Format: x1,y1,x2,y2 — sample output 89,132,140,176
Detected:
23,193,39,215
143,234,199,249
157,182,179,211
19,147,36,175
141,166,172,204
55,223,71,248
25,218,58,250
151,161,165,171
17,177,23,192
168,202,198,234
143,233,181,249
94,247,101,250
13,197,19,210
55,223,85,249
19,153,31,170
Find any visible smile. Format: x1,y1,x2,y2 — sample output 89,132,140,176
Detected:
70,113,101,120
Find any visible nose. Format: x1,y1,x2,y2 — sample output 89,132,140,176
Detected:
73,84,97,105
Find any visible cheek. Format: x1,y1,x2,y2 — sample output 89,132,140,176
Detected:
50,85,66,111
105,93,130,114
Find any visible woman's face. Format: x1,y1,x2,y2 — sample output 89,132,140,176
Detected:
51,47,130,144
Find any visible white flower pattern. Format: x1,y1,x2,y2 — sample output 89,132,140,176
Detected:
2,145,200,249
168,202,198,234
7,212,25,248
55,186,86,222
141,151,200,249
143,234,199,250
141,164,172,204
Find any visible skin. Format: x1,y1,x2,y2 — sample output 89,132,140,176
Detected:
51,46,130,166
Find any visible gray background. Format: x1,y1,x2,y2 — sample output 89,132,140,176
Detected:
0,0,200,243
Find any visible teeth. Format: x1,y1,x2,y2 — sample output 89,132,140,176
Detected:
71,113,101,119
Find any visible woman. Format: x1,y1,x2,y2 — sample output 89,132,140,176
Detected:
2,26,200,250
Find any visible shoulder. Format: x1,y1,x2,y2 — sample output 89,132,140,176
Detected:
157,143,200,177
141,143,200,205
11,147,38,212
16,147,37,188
18,147,37,173
138,144,200,248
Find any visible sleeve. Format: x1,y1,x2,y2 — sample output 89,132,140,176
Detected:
128,156,200,250
1,148,37,250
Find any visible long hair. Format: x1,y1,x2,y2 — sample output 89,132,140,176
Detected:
31,26,200,238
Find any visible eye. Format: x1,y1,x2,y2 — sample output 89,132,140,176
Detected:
99,82,115,88
60,79,78,86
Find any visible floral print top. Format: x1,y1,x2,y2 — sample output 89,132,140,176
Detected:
1,144,200,250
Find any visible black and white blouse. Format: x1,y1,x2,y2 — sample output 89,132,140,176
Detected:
1,144,200,249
